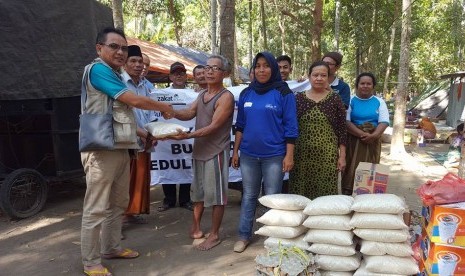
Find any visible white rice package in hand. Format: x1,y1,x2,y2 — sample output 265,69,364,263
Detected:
308,243,356,256
257,209,307,227
264,235,310,251
258,194,311,210
349,212,408,229
360,240,413,257
303,229,354,246
255,225,307,239
320,271,354,276
354,261,407,276
364,255,419,275
351,193,408,214
144,121,190,139
303,195,353,215
315,254,361,272
302,214,352,230
353,228,410,242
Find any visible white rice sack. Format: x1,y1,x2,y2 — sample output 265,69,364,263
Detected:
351,194,408,214
360,240,413,257
255,225,306,239
353,228,410,242
144,121,190,138
264,235,310,251
302,214,352,230
308,243,356,256
349,212,408,229
256,209,307,227
354,261,407,276
315,254,361,272
320,271,354,276
364,255,419,275
303,229,354,246
303,195,353,215
258,194,311,210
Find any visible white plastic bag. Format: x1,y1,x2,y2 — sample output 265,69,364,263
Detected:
315,254,361,272
349,212,408,229
303,195,353,215
308,243,356,256
144,121,190,138
257,209,307,227
364,255,419,275
351,194,408,214
302,214,352,230
258,194,311,211
360,240,413,257
255,225,306,239
353,228,410,242
354,261,407,276
303,229,354,246
264,235,310,251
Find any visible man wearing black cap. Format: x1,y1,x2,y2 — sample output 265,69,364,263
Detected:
322,51,351,108
158,61,193,211
169,61,188,89
121,45,155,225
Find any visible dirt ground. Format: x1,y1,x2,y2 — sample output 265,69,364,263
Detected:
0,143,455,275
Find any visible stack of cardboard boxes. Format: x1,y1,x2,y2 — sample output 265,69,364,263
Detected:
420,202,465,275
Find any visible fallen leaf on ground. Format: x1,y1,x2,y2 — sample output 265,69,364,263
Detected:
165,233,179,238
72,241,81,245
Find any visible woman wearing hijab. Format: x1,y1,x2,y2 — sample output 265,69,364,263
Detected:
231,52,298,253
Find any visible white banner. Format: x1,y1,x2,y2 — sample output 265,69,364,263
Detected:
148,82,307,185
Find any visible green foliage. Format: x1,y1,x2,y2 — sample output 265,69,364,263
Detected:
97,0,465,93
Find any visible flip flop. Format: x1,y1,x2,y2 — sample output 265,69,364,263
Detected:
84,266,112,276
102,248,139,259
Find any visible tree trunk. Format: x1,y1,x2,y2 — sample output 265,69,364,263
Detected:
311,0,324,62
334,0,341,51
383,2,399,97
219,0,236,84
259,0,267,50
211,0,218,54
168,0,183,46
112,0,124,31
390,0,412,159
459,144,465,178
247,0,253,66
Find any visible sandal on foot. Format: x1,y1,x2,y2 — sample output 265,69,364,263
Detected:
157,203,172,212
84,266,112,276
102,248,139,259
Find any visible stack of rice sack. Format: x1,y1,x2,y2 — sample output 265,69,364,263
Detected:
302,195,360,275
255,194,311,251
350,194,419,276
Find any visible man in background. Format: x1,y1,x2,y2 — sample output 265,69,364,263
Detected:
141,53,154,90
276,55,293,81
193,65,207,92
322,51,351,108
158,62,194,211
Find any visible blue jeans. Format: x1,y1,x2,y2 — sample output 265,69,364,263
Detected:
238,153,284,241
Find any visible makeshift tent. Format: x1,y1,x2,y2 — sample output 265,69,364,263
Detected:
408,81,449,120
441,72,465,128
0,0,113,100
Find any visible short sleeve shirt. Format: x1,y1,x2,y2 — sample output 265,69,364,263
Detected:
347,95,390,127
89,63,128,99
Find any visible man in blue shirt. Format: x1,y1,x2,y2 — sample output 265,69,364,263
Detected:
80,27,173,276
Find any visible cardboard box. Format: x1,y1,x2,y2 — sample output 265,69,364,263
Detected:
420,234,465,275
423,202,465,247
352,162,389,196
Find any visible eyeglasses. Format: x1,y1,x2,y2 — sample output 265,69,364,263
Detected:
204,65,225,72
100,43,129,52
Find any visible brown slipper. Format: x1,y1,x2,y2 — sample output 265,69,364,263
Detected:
102,248,139,259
